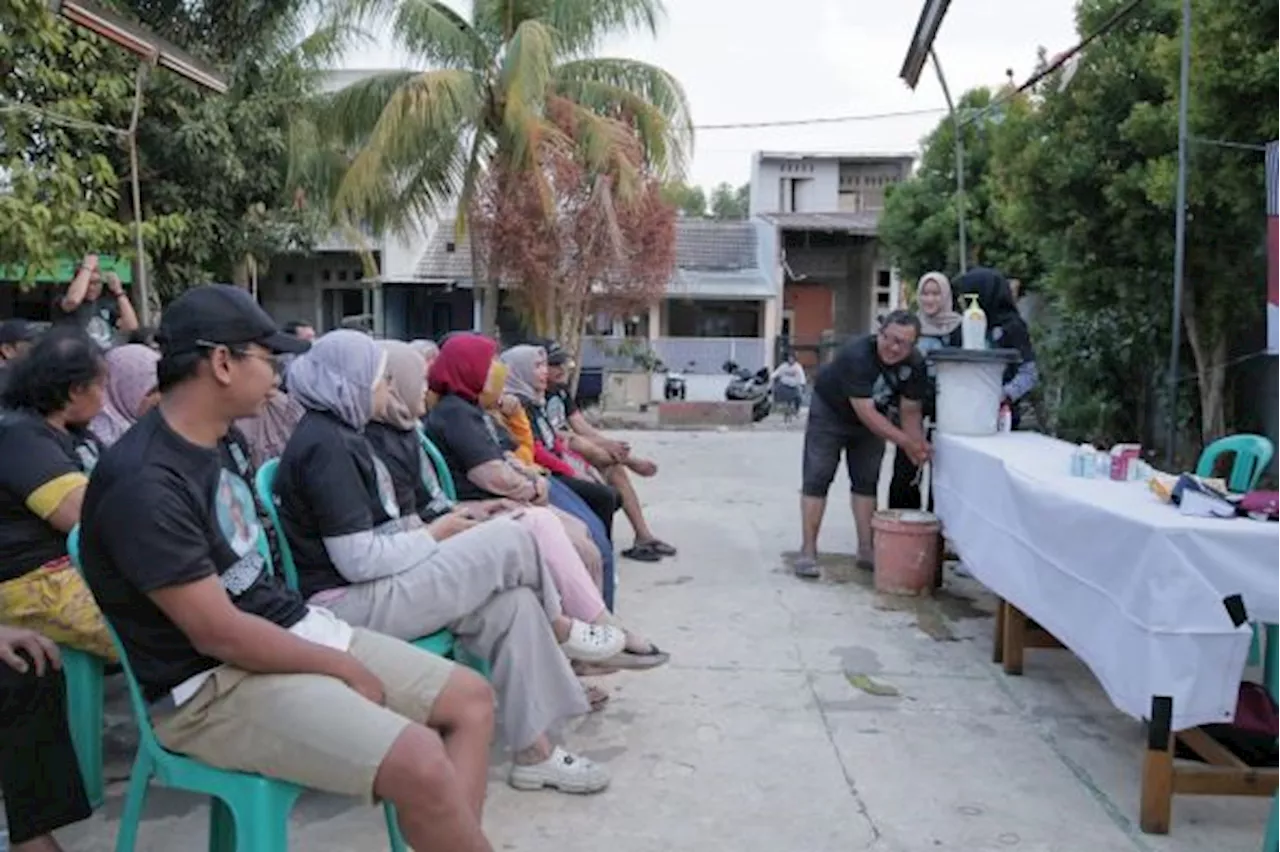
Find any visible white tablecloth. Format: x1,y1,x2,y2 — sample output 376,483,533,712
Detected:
934,432,1279,731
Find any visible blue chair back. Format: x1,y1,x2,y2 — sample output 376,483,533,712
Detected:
416,426,458,501
253,459,301,591
1195,434,1275,493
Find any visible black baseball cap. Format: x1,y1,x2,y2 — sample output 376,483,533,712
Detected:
542,339,569,365
158,285,310,357
0,319,38,345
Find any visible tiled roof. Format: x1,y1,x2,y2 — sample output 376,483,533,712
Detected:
414,219,761,282
759,210,881,235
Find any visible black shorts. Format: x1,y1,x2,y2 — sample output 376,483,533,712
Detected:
801,395,885,498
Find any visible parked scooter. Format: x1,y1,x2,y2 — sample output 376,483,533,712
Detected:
722,361,772,422
663,360,694,400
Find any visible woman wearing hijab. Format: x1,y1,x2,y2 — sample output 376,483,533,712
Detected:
235,390,305,468
915,271,963,352
369,341,666,674
955,267,1039,428
90,343,160,446
425,335,620,610
275,330,625,795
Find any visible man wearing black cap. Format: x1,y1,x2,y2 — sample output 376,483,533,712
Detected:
80,285,495,852
0,319,39,396
542,341,676,561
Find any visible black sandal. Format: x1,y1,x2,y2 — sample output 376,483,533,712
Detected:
643,539,677,556
621,542,663,562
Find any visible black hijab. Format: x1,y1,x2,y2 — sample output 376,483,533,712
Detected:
955,267,1035,379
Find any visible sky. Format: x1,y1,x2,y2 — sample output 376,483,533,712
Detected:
340,0,1081,191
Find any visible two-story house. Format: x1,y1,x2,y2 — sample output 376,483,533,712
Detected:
749,151,914,366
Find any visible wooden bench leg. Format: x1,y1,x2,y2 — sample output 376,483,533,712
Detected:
1140,696,1175,835
992,599,1006,664
1002,602,1027,676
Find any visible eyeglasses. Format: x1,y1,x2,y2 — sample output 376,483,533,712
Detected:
879,329,916,351
196,340,279,368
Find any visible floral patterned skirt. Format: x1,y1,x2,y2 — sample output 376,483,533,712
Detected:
0,556,117,660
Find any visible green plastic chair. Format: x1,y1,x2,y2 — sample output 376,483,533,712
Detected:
416,426,457,500
61,644,106,808
1196,435,1276,668
68,525,409,852
1264,792,1278,852
254,459,455,659
1196,434,1275,494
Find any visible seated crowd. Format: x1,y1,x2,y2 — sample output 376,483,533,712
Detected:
0,284,673,852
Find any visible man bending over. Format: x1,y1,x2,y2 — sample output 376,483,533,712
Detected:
80,285,495,852
543,341,675,563
795,310,930,580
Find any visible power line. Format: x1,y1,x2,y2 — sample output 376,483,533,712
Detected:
691,106,947,131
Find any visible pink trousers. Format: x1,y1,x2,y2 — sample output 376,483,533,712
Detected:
517,506,607,622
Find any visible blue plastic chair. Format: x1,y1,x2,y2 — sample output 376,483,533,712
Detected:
1197,435,1277,669
253,459,455,659
416,426,457,500
1196,434,1275,494
68,526,408,851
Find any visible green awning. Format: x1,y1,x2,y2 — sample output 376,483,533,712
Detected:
0,256,133,285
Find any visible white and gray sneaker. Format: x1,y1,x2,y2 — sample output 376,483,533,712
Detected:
509,746,611,794
559,620,626,663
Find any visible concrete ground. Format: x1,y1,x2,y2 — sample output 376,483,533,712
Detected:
52,428,1271,851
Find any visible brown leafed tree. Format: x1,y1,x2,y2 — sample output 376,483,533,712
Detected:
471,96,676,359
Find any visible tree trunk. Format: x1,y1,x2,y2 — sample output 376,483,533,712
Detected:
1182,290,1228,444
471,234,498,337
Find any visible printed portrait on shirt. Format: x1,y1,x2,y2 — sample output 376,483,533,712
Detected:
215,470,260,558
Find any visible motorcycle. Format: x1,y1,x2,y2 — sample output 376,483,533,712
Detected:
723,361,772,422
663,360,693,400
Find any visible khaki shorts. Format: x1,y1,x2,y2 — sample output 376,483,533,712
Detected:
152,628,455,802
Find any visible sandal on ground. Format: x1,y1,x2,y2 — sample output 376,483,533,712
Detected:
560,621,626,663
609,642,670,670
621,542,663,562
583,682,611,711
509,746,610,794
639,538,677,557
572,659,620,676
793,555,821,580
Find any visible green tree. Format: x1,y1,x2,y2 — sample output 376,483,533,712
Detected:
0,0,138,281
708,181,749,219
879,88,1039,284
661,180,706,217
316,0,692,333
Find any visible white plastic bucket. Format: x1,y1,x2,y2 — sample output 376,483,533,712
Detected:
931,349,1021,436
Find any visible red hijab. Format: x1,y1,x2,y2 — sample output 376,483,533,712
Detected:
428,333,497,402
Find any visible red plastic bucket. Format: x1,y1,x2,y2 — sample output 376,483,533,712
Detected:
872,509,941,596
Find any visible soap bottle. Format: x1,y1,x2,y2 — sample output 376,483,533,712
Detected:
961,294,987,350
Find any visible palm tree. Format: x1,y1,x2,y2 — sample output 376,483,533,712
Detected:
311,0,692,332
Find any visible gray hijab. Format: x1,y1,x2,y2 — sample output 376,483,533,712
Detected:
500,345,546,403
286,329,387,430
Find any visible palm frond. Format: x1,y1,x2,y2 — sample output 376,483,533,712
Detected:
455,128,496,235
319,70,421,149
499,18,559,170
391,0,492,70
553,98,640,201
543,0,664,56
334,69,480,230
553,57,692,177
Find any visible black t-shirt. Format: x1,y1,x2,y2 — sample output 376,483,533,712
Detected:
80,409,308,700
0,411,100,582
424,394,506,502
56,296,119,350
365,422,456,523
276,411,404,599
812,334,927,432
988,317,1036,385
544,385,577,432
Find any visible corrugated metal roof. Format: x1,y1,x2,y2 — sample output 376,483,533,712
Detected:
414,219,763,282
759,210,881,235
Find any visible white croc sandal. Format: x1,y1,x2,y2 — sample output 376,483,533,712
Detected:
509,746,611,794
560,620,626,663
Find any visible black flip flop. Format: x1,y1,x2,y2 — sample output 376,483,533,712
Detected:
622,542,663,562
643,539,677,557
